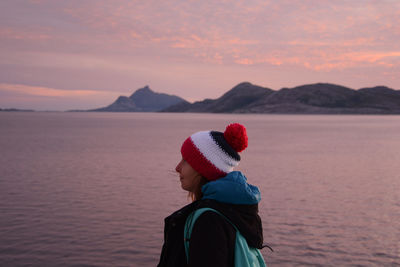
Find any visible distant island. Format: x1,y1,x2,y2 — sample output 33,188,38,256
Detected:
0,108,34,112
91,82,400,114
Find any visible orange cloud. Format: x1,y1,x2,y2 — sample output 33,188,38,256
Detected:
344,51,400,63
0,83,121,98
296,51,400,71
235,58,254,65
287,37,377,47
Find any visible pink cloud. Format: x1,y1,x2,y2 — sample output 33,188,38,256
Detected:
0,27,51,41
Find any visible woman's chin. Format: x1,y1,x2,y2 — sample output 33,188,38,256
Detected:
180,182,187,191
180,183,191,192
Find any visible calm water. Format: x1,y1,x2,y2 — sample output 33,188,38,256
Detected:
0,112,399,267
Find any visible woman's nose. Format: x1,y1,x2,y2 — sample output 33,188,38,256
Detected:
175,162,181,172
175,161,182,173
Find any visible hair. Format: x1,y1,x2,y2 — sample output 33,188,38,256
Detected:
188,176,209,202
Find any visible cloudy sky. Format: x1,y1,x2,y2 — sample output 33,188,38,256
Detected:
1,0,399,110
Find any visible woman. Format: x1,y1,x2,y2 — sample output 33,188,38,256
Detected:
158,123,264,267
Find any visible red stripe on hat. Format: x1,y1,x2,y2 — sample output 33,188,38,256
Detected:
181,137,227,181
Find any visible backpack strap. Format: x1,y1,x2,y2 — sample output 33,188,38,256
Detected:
184,207,237,263
184,207,267,267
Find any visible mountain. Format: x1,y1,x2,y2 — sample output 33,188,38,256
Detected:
163,83,400,114
164,82,274,113
92,86,188,112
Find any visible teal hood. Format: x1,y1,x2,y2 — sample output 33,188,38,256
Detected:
201,171,261,205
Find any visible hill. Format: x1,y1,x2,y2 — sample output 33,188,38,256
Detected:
163,83,400,114
92,86,188,112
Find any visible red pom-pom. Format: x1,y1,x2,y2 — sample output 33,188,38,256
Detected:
223,123,248,152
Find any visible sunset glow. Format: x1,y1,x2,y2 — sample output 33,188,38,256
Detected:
1,0,399,110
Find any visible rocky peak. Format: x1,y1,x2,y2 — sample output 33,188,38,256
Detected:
129,85,153,98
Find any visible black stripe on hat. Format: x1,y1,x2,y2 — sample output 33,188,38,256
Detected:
210,131,241,161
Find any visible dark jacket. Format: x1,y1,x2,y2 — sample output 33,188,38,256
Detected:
158,171,264,267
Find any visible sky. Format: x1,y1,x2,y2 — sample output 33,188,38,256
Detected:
1,0,399,110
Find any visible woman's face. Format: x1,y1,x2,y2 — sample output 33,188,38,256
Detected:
175,158,202,192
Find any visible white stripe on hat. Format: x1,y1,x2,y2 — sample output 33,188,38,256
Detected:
190,131,239,173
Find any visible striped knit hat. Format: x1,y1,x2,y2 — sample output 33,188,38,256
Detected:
181,123,248,181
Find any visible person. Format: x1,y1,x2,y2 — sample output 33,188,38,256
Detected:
157,123,264,267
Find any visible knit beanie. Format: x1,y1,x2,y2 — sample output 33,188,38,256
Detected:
180,123,248,181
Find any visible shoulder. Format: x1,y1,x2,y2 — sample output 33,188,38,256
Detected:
192,210,236,237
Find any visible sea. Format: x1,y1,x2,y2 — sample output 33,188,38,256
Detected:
0,112,399,267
